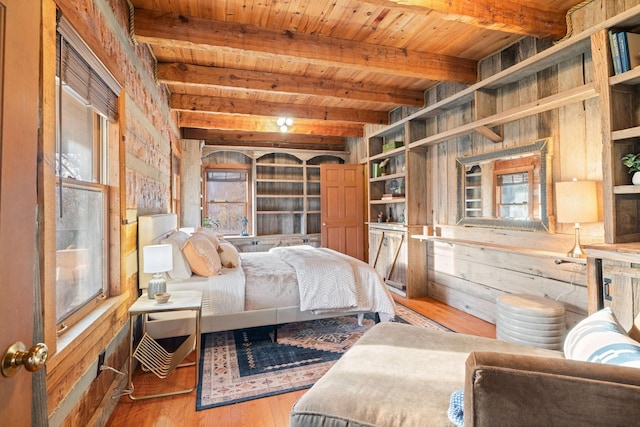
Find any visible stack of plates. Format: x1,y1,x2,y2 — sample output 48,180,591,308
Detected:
496,294,566,351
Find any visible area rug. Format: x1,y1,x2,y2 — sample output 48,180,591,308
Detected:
196,304,451,410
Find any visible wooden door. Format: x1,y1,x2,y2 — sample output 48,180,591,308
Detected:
0,0,41,424
320,164,365,260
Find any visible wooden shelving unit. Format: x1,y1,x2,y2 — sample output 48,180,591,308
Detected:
593,8,640,244
364,4,640,297
366,119,428,298
254,152,343,237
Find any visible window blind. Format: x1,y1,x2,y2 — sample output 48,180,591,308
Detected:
56,17,119,120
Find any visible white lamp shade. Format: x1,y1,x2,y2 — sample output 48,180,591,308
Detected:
143,244,173,274
555,180,598,224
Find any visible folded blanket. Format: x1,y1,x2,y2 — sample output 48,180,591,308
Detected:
269,246,358,313
448,389,464,427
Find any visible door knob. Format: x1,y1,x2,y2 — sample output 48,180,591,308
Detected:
2,341,48,377
322,223,327,226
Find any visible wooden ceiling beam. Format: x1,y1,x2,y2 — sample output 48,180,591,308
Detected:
183,128,346,150
134,9,478,84
371,0,568,39
157,63,425,107
178,112,364,137
203,140,345,151
171,94,388,124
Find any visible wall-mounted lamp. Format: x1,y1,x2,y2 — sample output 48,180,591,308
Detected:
555,179,598,258
277,117,293,132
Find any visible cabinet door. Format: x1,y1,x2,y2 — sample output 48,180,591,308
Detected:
368,230,407,293
383,232,407,291
601,259,640,330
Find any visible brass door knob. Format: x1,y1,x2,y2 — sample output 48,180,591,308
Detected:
2,341,48,377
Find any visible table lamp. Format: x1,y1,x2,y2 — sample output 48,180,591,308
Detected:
555,179,598,258
143,244,173,298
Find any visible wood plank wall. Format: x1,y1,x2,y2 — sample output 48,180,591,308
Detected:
45,0,180,425
354,0,640,327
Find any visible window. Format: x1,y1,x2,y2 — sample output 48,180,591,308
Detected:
493,155,539,221
496,172,530,219
55,19,118,327
203,166,251,235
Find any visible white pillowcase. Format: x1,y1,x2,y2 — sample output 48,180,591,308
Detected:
160,230,192,280
218,242,240,268
564,307,640,368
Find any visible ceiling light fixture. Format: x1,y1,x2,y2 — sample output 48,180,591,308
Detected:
277,117,293,132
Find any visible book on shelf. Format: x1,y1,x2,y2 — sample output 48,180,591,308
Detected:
381,193,404,200
609,30,640,74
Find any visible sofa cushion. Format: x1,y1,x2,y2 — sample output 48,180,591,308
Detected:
290,322,561,427
564,307,640,368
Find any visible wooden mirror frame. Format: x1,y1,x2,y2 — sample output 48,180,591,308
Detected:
456,137,553,232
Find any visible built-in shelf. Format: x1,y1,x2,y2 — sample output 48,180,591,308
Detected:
257,194,305,198
411,235,587,265
408,84,597,151
369,146,405,161
256,179,304,183
254,152,344,236
612,126,640,140
370,198,406,204
257,210,305,214
610,66,640,86
613,185,640,194
370,172,405,182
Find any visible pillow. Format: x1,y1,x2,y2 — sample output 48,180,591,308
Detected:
182,234,222,276
195,227,221,249
218,242,240,268
160,230,192,280
564,307,640,368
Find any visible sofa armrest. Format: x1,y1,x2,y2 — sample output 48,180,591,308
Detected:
464,351,640,427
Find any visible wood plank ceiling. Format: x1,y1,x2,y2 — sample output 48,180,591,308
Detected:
130,0,588,151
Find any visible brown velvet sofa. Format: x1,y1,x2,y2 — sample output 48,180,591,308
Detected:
290,322,640,427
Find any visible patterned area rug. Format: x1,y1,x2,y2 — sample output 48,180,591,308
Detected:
196,304,451,410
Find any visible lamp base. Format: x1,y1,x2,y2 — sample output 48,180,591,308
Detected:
147,273,167,299
566,224,586,259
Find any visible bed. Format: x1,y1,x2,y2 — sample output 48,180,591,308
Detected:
138,213,396,338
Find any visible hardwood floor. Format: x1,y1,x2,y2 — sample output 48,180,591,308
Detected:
106,297,495,427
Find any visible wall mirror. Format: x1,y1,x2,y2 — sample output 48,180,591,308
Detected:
456,138,552,231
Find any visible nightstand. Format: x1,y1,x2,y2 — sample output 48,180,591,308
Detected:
127,290,202,400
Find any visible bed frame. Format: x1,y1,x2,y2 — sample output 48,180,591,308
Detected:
138,213,366,337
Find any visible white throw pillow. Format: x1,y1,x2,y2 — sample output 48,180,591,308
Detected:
564,307,640,368
218,242,240,268
160,230,192,280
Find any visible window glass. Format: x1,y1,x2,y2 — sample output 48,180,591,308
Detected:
497,172,529,220
55,21,115,326
55,184,105,322
204,169,250,235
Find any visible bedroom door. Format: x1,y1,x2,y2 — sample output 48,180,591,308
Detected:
0,0,41,424
320,164,365,261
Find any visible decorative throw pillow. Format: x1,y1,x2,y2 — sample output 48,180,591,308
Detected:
182,234,222,276
160,230,192,280
218,242,240,268
564,307,640,368
195,227,221,250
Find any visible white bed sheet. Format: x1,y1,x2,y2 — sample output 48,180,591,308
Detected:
166,265,245,317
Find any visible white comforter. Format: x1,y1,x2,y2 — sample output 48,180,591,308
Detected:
269,246,395,321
